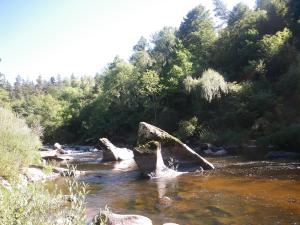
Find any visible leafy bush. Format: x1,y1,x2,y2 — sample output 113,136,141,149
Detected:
0,107,41,180
0,167,89,225
183,69,228,102
0,183,63,225
277,55,300,96
177,116,198,139
216,129,250,146
257,125,300,152
199,69,228,102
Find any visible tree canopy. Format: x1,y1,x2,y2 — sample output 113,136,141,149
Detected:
1,1,300,151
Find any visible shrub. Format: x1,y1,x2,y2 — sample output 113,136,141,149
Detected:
177,116,198,139
0,107,42,180
183,69,228,102
277,55,300,96
199,69,228,102
257,125,300,152
0,183,63,225
0,167,89,225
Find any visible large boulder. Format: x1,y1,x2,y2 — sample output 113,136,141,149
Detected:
135,141,182,178
134,122,214,176
98,138,134,161
93,211,152,225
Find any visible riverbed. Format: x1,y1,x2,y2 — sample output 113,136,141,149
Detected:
48,156,300,225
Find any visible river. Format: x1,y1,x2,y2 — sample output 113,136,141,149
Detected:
48,156,300,225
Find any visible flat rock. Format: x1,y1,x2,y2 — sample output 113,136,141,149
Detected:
24,167,60,182
40,149,57,158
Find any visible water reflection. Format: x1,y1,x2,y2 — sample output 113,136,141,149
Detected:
49,157,300,225
112,159,137,171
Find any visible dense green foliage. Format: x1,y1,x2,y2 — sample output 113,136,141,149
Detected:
0,107,90,225
0,107,41,179
1,0,300,151
0,168,88,225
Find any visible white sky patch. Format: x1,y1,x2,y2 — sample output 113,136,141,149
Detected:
0,0,255,83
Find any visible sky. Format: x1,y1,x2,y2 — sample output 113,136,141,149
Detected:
0,0,255,83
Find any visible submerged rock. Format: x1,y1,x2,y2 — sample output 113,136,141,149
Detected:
54,142,62,150
24,166,60,182
204,148,228,156
39,149,57,159
40,147,102,164
205,206,232,217
134,122,214,176
98,138,134,161
265,151,300,159
93,211,152,225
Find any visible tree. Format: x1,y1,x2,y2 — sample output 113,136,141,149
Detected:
178,5,216,74
138,70,163,123
70,74,78,87
184,69,228,102
259,27,292,59
130,37,153,72
258,27,294,79
133,36,149,51
35,75,44,91
256,0,288,34
228,3,251,26
0,88,10,108
212,8,268,81
165,40,193,88
13,75,23,99
24,94,65,141
199,69,228,102
287,0,300,46
102,56,134,99
213,0,230,22
50,76,56,85
0,73,6,87
151,26,177,72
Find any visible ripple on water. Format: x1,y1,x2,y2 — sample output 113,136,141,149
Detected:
47,156,300,225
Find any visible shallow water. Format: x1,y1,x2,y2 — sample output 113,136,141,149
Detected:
50,156,300,225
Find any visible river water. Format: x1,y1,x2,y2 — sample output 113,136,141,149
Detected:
50,156,300,225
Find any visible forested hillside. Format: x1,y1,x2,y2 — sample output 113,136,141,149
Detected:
1,0,299,151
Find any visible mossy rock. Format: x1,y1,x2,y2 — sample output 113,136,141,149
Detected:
134,122,214,170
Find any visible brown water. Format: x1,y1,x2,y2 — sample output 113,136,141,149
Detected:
50,157,300,225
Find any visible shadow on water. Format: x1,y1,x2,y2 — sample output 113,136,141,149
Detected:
48,156,300,225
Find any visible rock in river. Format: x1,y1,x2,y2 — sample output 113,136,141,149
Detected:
98,138,134,161
134,122,214,177
136,141,182,178
93,211,152,225
265,151,300,159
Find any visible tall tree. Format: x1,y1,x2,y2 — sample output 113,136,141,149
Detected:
130,36,153,72
256,0,288,34
213,0,230,22
151,26,177,73
228,3,251,26
178,5,216,74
